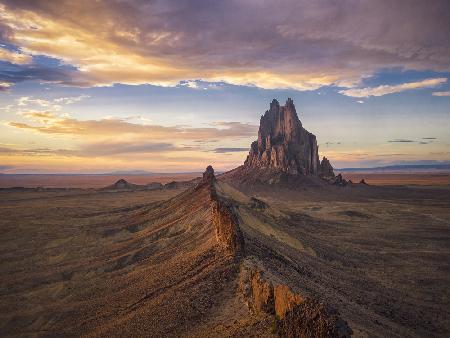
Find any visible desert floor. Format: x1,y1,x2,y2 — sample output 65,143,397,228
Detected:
0,176,449,337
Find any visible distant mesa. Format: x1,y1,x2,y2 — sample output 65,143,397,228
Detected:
109,178,138,190
103,178,188,191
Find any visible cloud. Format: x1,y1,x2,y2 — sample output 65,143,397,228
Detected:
0,46,31,64
388,139,414,143
213,147,248,153
432,91,450,96
0,164,14,171
6,112,258,141
0,81,12,91
53,95,90,104
0,146,74,157
422,137,436,140
339,78,447,97
0,1,449,90
0,60,86,87
77,141,190,156
0,142,191,158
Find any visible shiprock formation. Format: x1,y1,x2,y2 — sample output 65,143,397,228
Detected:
245,98,334,178
224,99,350,186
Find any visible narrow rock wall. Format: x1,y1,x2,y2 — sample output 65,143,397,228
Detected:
211,197,245,257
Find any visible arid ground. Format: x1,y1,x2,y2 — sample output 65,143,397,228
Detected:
0,174,201,189
0,174,449,337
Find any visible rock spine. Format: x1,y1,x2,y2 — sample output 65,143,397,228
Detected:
198,165,245,257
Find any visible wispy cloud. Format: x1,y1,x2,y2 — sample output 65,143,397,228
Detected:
6,112,258,141
388,139,414,143
0,47,31,64
340,78,447,98
77,141,192,156
0,142,192,158
0,164,14,171
432,91,450,97
213,147,248,153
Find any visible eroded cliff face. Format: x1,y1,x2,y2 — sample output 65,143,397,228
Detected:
243,98,336,180
240,265,352,338
245,98,327,176
197,165,245,257
211,198,245,257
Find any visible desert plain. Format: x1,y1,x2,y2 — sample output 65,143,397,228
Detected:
0,172,449,337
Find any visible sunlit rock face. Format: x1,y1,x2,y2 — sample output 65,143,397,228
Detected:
245,98,327,176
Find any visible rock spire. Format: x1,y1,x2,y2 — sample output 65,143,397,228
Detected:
244,98,334,177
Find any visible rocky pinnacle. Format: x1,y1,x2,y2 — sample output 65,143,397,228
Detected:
244,98,334,177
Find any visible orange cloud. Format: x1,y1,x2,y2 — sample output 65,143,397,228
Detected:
3,1,448,90
7,113,257,141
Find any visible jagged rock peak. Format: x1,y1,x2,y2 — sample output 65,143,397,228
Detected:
202,165,216,184
244,98,322,175
114,179,129,188
319,156,335,178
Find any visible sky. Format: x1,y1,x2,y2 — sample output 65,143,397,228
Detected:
0,0,449,173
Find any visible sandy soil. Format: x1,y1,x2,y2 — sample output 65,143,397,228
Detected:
0,185,271,337
229,182,450,337
0,180,449,337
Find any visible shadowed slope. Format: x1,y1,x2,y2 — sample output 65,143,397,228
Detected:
0,172,274,337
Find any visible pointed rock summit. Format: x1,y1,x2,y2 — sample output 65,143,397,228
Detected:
202,165,216,184
244,98,334,177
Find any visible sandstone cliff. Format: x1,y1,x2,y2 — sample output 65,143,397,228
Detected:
244,98,334,178
239,263,352,338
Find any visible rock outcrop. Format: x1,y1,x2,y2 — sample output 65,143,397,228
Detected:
245,98,334,178
242,267,352,338
103,178,140,190
319,156,335,178
211,198,245,257
198,165,245,258
203,165,216,186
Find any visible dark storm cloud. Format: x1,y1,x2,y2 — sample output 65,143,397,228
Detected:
1,0,449,89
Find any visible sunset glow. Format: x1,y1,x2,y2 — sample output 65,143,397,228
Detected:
0,0,449,173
